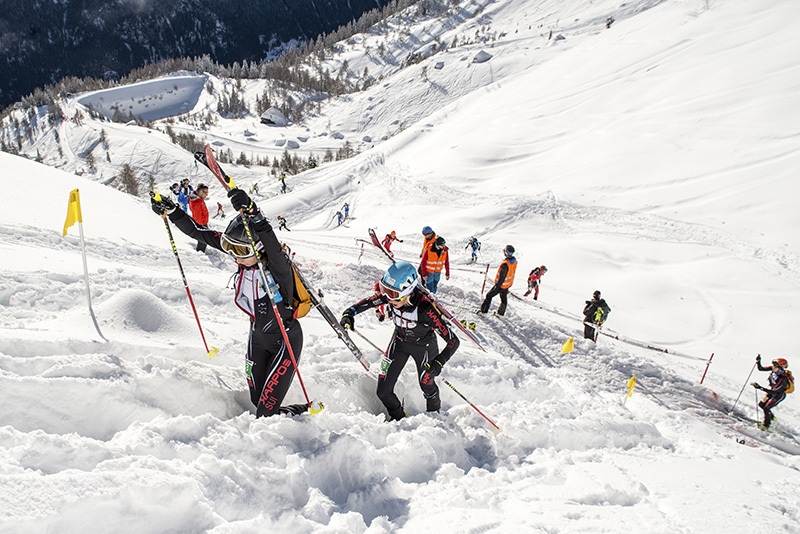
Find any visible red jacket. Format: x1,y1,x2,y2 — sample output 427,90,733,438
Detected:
189,194,209,226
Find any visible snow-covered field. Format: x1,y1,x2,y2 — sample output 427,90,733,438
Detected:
1,0,799,531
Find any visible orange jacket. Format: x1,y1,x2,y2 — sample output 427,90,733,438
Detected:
494,258,517,289
421,247,450,276
420,234,436,257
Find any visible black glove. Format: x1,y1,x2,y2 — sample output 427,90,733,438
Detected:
228,188,257,214
340,309,355,330
423,359,443,377
751,382,762,390
756,354,761,363
228,188,269,230
150,193,177,216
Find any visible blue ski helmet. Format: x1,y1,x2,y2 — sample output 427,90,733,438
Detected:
380,262,419,300
422,226,434,236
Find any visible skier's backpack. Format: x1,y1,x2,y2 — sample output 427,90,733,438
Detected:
785,370,795,394
290,264,313,319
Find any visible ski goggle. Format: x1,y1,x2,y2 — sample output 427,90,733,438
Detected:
379,280,410,302
220,235,255,259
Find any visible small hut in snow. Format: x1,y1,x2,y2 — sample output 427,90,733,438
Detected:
260,107,287,126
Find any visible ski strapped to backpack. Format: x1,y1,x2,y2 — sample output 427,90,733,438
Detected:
291,260,372,372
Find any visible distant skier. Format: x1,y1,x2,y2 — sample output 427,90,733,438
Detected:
465,236,481,263
339,262,460,421
523,265,548,300
478,245,517,316
420,236,450,294
279,172,287,194
583,290,611,341
213,202,225,219
249,182,260,196
335,211,344,226
382,231,404,254
752,356,792,430
277,215,290,231
342,202,350,219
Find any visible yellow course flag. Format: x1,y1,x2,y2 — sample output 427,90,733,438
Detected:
561,337,575,354
62,188,83,235
626,374,637,397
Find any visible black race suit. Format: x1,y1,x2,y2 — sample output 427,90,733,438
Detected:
345,289,460,420
168,208,303,417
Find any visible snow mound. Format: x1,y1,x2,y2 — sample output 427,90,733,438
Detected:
97,289,194,334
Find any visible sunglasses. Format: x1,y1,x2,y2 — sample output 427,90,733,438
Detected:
220,235,255,259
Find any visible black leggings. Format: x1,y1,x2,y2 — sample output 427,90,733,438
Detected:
377,337,440,420
247,320,303,417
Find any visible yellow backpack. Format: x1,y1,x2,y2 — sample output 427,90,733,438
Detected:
291,264,312,319
785,369,795,394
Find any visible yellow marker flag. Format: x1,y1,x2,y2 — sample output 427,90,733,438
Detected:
62,188,83,236
561,337,575,354
626,374,637,397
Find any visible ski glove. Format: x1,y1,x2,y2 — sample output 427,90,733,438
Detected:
340,309,355,330
751,382,763,390
150,193,177,216
228,188,257,214
228,188,269,231
756,355,761,363
423,359,443,377
421,360,442,386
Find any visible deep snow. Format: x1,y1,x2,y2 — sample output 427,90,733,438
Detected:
1,0,799,532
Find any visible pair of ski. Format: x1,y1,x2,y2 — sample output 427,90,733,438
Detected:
366,229,486,353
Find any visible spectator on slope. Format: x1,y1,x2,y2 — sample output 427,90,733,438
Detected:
340,262,460,421
188,183,210,252
150,188,307,417
420,236,450,294
478,245,517,316
420,226,436,258
523,265,548,300
172,182,189,213
583,290,611,341
382,231,404,255
752,356,792,430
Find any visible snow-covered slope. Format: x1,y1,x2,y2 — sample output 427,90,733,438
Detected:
0,0,799,531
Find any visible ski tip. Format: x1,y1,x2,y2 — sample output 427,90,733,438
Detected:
309,400,325,416
207,346,220,358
